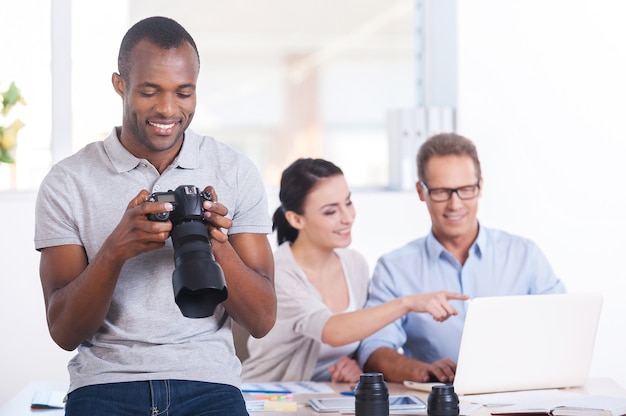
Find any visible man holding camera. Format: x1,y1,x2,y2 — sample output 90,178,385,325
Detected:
34,16,276,415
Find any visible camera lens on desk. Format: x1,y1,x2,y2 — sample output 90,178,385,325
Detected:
427,384,459,416
354,372,389,416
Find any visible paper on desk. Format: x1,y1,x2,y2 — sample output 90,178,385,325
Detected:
31,391,66,409
461,389,584,407
489,395,626,416
241,381,335,394
459,401,485,415
245,399,299,412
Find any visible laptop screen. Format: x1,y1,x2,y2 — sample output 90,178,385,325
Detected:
453,292,603,395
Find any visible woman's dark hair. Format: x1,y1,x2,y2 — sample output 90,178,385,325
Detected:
273,158,343,245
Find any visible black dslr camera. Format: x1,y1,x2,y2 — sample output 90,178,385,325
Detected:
147,185,228,318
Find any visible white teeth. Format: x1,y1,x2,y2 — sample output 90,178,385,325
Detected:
150,122,175,129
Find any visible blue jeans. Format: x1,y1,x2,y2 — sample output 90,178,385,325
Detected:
64,380,249,416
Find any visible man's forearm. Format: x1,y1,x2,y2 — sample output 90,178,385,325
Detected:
364,347,431,383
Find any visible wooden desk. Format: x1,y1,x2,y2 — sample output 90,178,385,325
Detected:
1,378,624,416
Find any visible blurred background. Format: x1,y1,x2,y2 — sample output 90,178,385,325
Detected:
1,0,625,404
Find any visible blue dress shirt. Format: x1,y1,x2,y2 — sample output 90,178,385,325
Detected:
357,224,566,367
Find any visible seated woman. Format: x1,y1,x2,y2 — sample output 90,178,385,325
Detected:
241,158,467,383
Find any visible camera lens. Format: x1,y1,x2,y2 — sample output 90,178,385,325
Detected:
354,372,389,416
147,185,228,318
427,384,459,416
171,221,227,318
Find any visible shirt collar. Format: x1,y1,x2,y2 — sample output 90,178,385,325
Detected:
425,222,485,262
103,127,200,173
175,129,200,169
473,223,486,258
103,127,140,173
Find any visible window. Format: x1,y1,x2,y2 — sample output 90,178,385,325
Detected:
0,0,52,191
1,0,418,190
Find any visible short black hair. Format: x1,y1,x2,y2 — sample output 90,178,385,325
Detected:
117,16,200,79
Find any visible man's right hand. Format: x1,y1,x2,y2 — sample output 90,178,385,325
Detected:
105,190,175,261
364,347,457,384
40,190,175,351
416,358,457,383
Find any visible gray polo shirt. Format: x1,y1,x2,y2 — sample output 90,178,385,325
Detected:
35,127,271,394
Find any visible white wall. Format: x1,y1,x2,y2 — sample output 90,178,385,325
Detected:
2,0,626,405
456,0,626,388
0,191,75,404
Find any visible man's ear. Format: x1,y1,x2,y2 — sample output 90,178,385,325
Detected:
112,72,125,97
285,210,304,230
416,181,426,201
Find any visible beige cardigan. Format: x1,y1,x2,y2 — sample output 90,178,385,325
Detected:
241,242,370,382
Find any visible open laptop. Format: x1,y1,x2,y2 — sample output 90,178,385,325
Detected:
405,292,603,396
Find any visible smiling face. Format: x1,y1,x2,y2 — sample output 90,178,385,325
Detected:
287,175,355,250
112,39,198,168
417,154,482,249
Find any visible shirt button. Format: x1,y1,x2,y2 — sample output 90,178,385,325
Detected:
154,184,161,191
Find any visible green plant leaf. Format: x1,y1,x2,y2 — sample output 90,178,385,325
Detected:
2,82,26,116
0,147,15,164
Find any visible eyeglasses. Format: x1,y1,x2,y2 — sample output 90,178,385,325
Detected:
419,181,481,202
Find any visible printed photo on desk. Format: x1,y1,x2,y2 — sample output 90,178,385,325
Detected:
241,381,335,394
309,395,425,413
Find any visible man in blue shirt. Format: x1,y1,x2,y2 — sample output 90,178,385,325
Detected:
357,132,565,383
